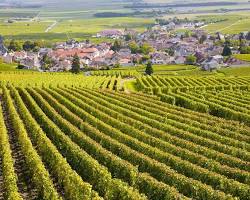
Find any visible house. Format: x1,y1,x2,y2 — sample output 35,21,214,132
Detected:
50,60,71,72
97,30,123,39
151,52,169,64
194,51,206,63
175,45,195,57
38,48,53,57
1,53,13,64
201,60,220,71
90,58,109,69
50,48,100,60
20,55,41,70
162,22,175,30
216,32,225,41
174,56,186,64
119,58,133,67
12,51,27,62
212,55,224,63
201,55,223,71
0,36,7,56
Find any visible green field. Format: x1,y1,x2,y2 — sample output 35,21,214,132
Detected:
0,17,153,43
218,66,250,76
198,12,250,34
1,0,250,43
1,72,250,200
234,54,250,62
0,63,18,71
1,1,250,200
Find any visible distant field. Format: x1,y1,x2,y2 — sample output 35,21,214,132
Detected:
199,13,250,34
161,12,250,34
0,17,153,42
1,1,249,43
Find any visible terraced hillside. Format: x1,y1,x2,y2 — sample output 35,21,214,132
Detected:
0,84,250,200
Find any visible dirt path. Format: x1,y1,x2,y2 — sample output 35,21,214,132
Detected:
121,77,136,94
45,21,58,33
0,96,39,200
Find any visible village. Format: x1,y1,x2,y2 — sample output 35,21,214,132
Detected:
0,19,250,72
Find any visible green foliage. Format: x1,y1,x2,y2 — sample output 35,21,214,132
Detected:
4,86,61,200
129,41,140,54
140,43,154,55
185,55,197,65
129,42,153,55
41,54,54,70
234,54,250,62
222,45,232,56
165,48,175,56
11,86,96,200
0,87,22,200
23,40,42,52
125,34,132,41
111,40,122,52
145,62,153,75
240,46,250,54
71,54,81,74
8,39,22,52
199,34,207,44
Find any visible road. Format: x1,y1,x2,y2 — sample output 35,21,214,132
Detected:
45,21,58,33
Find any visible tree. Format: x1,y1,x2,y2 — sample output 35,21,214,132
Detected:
114,63,120,68
125,34,132,41
246,32,250,40
184,31,191,38
165,48,175,56
141,55,150,63
185,55,197,65
222,45,232,56
239,32,245,42
145,62,153,75
129,41,139,54
240,46,250,54
41,53,54,70
140,43,153,55
199,34,207,44
111,40,122,52
8,40,21,51
71,54,81,74
23,41,34,51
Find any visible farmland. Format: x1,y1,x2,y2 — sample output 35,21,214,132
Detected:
234,54,250,62
92,65,219,77
0,63,250,199
1,0,250,43
0,80,250,199
0,17,153,43
1,1,250,199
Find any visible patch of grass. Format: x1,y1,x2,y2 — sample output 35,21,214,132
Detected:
124,79,139,92
0,63,18,71
234,54,250,62
218,66,250,76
